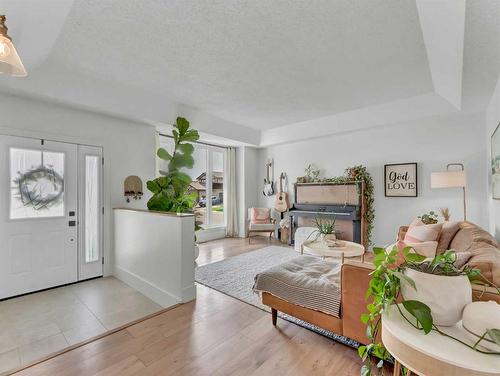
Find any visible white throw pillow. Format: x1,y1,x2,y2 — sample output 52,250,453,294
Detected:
404,218,443,243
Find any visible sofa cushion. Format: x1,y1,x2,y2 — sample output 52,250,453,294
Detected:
386,240,437,259
465,242,500,286
250,208,271,224
437,221,460,253
449,222,498,252
407,241,438,258
249,223,275,231
454,251,472,269
404,218,443,243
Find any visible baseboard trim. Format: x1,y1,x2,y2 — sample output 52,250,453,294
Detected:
113,266,181,307
181,284,196,302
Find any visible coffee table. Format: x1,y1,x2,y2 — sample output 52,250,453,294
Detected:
301,240,365,262
382,304,500,376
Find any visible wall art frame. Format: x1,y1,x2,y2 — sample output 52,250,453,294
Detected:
384,162,418,197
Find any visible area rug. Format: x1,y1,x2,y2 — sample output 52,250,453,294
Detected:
195,246,359,348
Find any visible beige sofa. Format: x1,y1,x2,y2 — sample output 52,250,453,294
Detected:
398,221,500,286
260,221,500,345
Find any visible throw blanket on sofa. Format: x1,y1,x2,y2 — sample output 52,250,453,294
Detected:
253,255,342,318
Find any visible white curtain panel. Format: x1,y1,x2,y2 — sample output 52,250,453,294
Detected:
224,147,239,236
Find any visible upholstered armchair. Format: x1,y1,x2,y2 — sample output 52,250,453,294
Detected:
247,207,279,243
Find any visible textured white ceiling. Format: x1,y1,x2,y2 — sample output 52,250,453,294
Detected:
46,0,433,130
0,0,499,146
462,0,500,112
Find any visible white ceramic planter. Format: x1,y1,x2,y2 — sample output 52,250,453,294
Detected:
401,268,472,326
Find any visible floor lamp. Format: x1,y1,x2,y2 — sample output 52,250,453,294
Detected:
430,163,467,220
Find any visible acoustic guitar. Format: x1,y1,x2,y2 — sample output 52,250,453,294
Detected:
274,173,290,212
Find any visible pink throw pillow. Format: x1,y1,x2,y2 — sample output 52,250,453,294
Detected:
405,241,438,258
404,218,443,243
251,208,271,224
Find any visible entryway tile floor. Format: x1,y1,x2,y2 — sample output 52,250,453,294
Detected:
0,277,162,374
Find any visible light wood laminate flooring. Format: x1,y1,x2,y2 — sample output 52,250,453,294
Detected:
13,237,364,376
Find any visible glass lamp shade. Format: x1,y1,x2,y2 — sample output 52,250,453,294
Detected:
430,170,466,188
0,35,27,77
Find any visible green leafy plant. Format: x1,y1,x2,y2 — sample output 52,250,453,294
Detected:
359,246,500,376
313,216,336,235
306,216,337,242
146,117,200,214
305,164,321,182
417,210,438,224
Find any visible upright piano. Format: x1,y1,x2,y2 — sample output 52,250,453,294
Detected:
287,181,367,248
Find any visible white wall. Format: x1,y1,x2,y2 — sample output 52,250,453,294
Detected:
236,146,259,237
0,93,156,275
487,73,500,239
257,112,488,246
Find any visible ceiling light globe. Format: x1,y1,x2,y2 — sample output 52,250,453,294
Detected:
0,39,10,57
0,15,27,77
0,35,26,77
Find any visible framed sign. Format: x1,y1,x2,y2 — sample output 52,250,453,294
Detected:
385,163,418,197
491,123,500,199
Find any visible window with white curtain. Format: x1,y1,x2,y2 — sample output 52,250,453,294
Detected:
159,136,226,229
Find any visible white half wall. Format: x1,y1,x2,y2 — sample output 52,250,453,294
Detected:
0,93,157,276
114,209,195,307
258,112,488,246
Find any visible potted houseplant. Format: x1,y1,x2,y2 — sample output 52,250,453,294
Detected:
146,117,202,257
359,245,500,376
417,210,439,224
307,216,337,245
400,250,472,326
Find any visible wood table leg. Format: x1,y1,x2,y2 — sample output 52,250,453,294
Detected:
271,308,277,326
393,360,401,376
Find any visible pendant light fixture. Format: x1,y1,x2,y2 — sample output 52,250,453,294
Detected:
0,15,27,77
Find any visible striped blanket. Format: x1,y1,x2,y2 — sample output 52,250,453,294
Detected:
253,255,342,318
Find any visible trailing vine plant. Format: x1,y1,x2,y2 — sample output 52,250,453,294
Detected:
322,165,375,245
359,246,500,376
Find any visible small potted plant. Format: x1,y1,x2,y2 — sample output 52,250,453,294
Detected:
307,216,337,245
417,210,439,224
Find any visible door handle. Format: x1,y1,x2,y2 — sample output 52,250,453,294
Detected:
68,221,76,227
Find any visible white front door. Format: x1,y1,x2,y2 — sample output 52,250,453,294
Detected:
0,135,78,299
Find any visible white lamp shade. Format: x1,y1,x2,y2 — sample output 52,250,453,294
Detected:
0,35,27,77
431,170,466,188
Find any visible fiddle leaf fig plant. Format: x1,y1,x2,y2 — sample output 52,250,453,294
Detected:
146,117,200,214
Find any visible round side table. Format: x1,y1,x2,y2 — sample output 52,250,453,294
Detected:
382,304,500,376
301,240,365,262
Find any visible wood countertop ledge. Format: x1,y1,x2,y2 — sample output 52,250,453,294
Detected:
113,208,195,217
